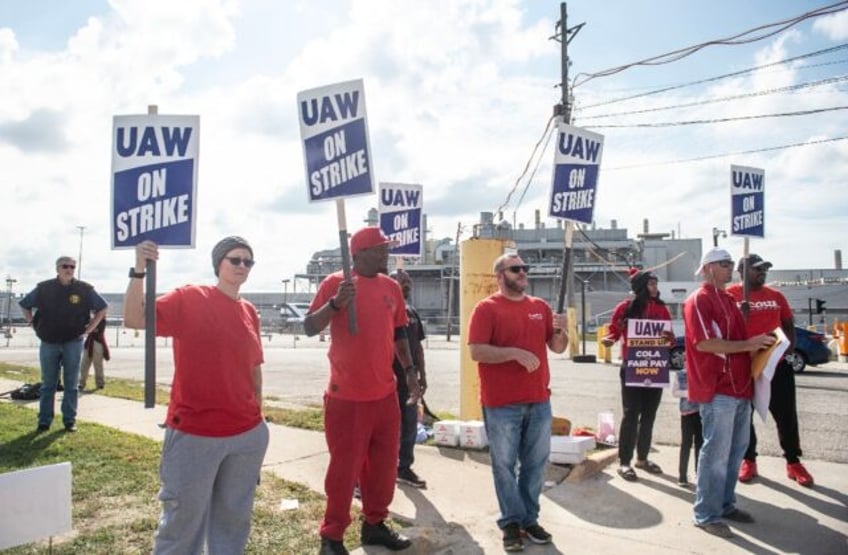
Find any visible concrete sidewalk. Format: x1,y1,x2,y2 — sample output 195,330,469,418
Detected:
2,378,846,554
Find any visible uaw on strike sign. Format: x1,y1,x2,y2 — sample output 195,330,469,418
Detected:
730,165,765,238
548,122,604,224
111,115,199,248
297,79,374,202
379,182,423,257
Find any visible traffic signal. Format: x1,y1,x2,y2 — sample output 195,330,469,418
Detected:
815,299,827,314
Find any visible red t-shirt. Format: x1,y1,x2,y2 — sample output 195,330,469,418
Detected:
311,271,408,401
156,285,264,436
726,284,793,336
605,298,672,359
467,293,554,408
683,283,753,402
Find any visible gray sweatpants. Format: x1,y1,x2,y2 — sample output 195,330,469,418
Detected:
153,421,269,555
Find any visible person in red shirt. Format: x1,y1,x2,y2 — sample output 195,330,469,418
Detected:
125,237,269,554
468,253,567,552
305,227,420,555
684,247,774,539
602,270,674,482
727,254,813,487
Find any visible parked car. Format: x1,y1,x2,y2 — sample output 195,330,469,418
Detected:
669,326,831,373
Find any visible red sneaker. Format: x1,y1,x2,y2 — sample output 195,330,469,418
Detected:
787,462,814,487
738,459,758,483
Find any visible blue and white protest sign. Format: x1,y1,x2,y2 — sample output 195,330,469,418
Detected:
730,165,765,238
379,182,423,257
297,79,374,202
624,319,672,388
111,115,199,248
548,122,604,225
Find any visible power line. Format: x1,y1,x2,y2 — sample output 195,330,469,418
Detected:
492,114,556,217
587,105,848,128
577,43,848,111
572,3,848,90
577,75,848,121
606,135,848,171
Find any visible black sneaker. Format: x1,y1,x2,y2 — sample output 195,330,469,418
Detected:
502,523,523,552
397,468,427,489
523,523,552,545
64,423,77,433
36,424,50,433
361,520,411,551
318,536,349,555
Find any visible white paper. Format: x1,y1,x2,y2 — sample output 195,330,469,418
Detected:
752,327,790,422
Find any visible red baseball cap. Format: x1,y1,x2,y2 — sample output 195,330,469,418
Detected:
350,227,396,255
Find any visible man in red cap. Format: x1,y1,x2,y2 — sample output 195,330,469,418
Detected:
727,254,814,487
305,226,421,555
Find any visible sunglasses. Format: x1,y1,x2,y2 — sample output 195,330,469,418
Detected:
225,257,255,268
60,264,76,270
504,265,530,274
716,260,734,268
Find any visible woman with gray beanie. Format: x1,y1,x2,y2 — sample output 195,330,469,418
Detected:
123,236,269,554
602,269,674,481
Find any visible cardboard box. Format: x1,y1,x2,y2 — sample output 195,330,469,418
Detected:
459,420,488,449
551,416,572,436
549,451,586,465
433,420,461,446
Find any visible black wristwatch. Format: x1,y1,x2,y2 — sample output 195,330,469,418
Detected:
128,267,146,278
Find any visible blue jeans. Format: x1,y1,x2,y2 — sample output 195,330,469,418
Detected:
398,401,418,471
38,339,83,427
483,401,552,529
694,394,751,525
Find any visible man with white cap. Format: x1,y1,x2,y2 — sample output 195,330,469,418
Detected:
683,247,775,539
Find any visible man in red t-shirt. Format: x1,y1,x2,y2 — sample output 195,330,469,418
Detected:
305,227,420,555
468,253,567,552
727,254,814,487
683,247,774,539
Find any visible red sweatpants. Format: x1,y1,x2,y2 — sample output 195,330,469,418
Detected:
319,391,400,540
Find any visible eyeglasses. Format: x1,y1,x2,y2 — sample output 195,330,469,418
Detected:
504,265,530,274
716,260,734,268
60,264,76,270
225,257,255,268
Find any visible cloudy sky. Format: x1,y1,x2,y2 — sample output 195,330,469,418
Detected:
1,0,847,296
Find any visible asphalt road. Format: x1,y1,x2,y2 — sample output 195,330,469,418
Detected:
2,327,847,463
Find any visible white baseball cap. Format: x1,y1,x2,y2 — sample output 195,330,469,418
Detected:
696,247,733,276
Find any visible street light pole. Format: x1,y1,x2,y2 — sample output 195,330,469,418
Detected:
4,275,16,344
711,227,726,247
76,225,86,279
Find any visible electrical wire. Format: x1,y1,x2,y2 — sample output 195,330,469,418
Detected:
576,43,848,111
492,114,556,217
571,2,848,90
587,105,848,128
605,135,848,171
577,75,848,121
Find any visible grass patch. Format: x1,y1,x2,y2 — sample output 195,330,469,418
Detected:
0,402,367,553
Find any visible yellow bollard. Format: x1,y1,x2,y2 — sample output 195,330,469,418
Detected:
458,237,514,421
597,324,612,363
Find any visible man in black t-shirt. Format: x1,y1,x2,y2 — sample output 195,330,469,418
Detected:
391,269,428,488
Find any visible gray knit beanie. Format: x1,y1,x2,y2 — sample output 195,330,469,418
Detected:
212,236,253,276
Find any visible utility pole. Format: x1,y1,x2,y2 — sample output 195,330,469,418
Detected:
552,2,584,341
76,225,86,279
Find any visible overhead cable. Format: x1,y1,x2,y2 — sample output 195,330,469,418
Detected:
606,135,848,171
572,3,848,90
